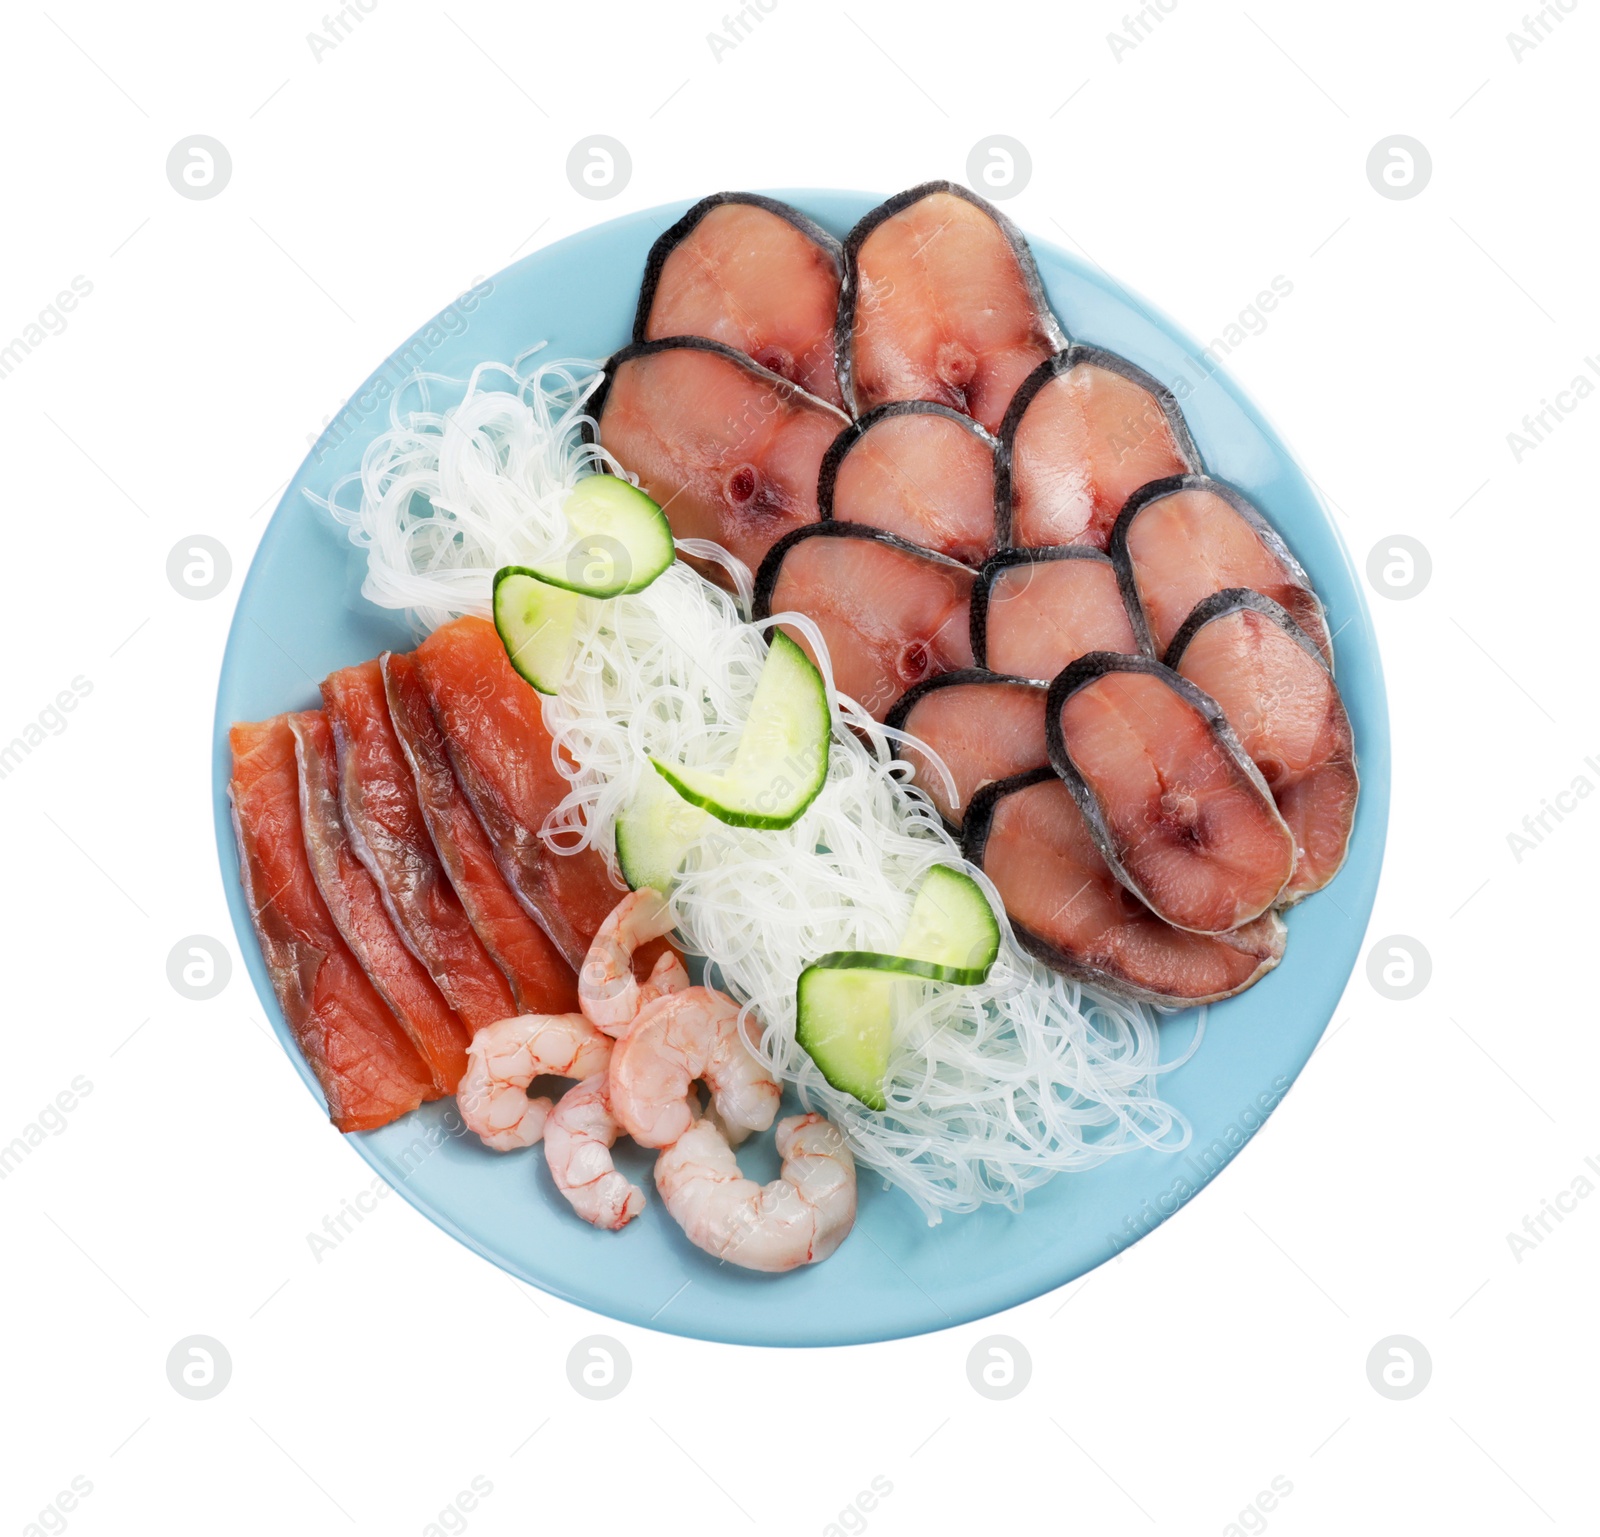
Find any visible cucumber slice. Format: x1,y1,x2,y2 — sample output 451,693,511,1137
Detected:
801,869,999,984
528,476,675,598
492,481,673,691
615,768,711,893
493,569,582,694
888,865,1000,983
795,867,1000,1109
796,967,899,1111
650,631,830,830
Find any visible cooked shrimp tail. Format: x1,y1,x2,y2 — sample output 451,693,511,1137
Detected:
654,1112,857,1271
458,1013,613,1151
579,890,681,1036
544,1074,645,1231
638,948,691,1010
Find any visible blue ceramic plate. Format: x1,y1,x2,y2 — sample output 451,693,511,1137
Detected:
213,190,1388,1346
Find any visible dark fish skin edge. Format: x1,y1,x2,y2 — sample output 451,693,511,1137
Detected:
584,333,847,453
750,519,979,622
1164,585,1330,674
883,668,1047,837
631,191,843,347
961,765,1059,870
1163,587,1360,906
882,666,1045,735
1107,471,1329,666
968,544,1128,671
962,766,1287,1006
1043,651,1289,935
833,179,1070,421
993,345,1203,551
816,399,999,522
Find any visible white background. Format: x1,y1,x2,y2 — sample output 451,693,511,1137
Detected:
2,1,1596,1532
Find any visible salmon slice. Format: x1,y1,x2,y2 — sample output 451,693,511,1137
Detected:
885,671,1047,827
971,548,1139,680
1111,474,1332,664
819,402,998,566
229,717,437,1131
754,524,976,721
1046,655,1296,933
593,337,848,576
412,617,625,970
998,347,1198,550
965,769,1286,1005
291,711,470,1093
839,182,1065,432
322,659,522,1034
381,651,582,1015
1167,591,1358,904
634,193,844,408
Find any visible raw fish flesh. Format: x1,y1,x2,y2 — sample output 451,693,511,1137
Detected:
885,671,1047,827
1166,590,1356,903
1046,654,1296,933
228,716,437,1130
634,192,844,407
819,402,998,566
1110,474,1331,664
754,524,976,721
594,337,848,576
965,768,1286,1004
382,651,582,1014
998,347,1198,550
970,548,1138,679
413,617,627,970
323,659,522,1033
291,710,470,1093
838,181,1065,432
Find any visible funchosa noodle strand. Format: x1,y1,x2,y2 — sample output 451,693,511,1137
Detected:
314,355,1197,1222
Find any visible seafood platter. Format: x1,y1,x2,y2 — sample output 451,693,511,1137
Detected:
215,185,1386,1343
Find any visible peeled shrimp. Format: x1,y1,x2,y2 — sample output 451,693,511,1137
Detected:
458,1013,613,1151
544,1074,646,1231
638,948,690,1009
607,987,780,1149
654,1113,857,1271
579,889,680,1036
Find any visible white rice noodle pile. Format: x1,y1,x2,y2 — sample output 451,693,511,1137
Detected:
316,356,1200,1222
311,351,612,634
